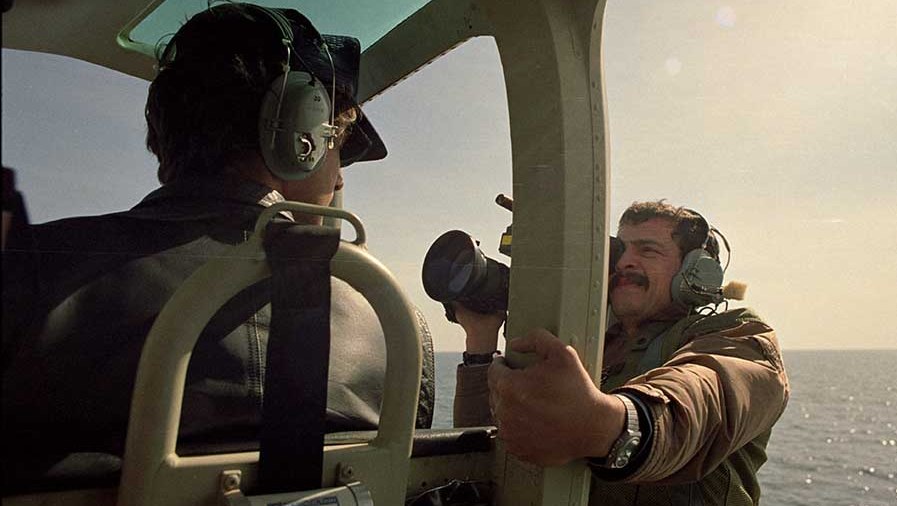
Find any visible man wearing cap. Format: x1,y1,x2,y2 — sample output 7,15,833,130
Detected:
452,201,789,505
1,2,434,483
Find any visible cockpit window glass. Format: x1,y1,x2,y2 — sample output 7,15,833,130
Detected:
127,0,433,54
339,36,512,372
1,49,158,223
2,36,512,369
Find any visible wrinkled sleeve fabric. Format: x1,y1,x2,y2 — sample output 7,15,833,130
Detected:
453,363,494,427
614,321,790,484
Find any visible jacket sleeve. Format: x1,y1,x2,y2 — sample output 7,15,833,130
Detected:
453,363,494,427
614,320,790,484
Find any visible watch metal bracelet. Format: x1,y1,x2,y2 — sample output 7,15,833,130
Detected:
588,393,644,470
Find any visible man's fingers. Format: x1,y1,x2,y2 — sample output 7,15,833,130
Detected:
507,328,563,358
488,356,512,391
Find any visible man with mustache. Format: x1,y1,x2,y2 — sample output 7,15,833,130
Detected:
453,200,789,505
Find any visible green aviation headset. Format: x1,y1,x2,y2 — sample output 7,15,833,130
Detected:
251,5,338,180
159,4,338,181
669,210,727,308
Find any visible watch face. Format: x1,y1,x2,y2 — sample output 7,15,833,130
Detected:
604,395,643,469
612,437,642,468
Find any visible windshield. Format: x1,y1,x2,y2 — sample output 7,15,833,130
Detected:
126,0,433,55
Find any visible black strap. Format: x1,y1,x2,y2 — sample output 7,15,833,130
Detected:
258,222,340,494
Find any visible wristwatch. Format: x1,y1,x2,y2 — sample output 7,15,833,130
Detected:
594,394,642,469
462,350,498,366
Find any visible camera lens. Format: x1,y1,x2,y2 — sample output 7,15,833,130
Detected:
423,230,487,302
422,230,508,314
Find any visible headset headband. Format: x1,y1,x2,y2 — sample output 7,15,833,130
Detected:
681,208,721,261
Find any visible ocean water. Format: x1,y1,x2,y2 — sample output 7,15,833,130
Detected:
432,350,897,505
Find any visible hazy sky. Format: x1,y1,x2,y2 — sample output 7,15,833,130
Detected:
3,1,896,350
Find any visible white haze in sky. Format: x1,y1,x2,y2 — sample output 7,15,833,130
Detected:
3,1,896,350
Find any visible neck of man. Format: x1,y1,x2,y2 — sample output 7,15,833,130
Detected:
227,156,325,226
229,155,280,191
619,319,641,341
616,304,688,341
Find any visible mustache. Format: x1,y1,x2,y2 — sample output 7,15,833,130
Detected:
611,271,649,288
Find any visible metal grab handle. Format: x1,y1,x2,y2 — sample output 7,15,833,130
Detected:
255,201,367,246
118,208,419,506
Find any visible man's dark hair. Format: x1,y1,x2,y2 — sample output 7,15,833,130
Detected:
145,4,289,184
618,200,719,260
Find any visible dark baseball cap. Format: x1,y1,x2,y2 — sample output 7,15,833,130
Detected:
272,7,387,167
162,3,386,168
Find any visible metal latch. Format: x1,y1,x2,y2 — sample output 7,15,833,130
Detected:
219,469,374,506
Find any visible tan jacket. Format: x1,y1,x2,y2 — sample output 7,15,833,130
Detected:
454,308,790,505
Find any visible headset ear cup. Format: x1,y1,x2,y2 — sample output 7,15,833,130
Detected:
258,71,332,180
671,249,725,307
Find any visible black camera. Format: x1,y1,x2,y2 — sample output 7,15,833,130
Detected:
422,230,625,323
421,230,509,322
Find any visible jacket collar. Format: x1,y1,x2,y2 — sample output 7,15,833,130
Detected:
128,175,294,222
606,316,680,351
139,175,285,207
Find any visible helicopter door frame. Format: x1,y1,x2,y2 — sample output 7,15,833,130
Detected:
362,0,612,503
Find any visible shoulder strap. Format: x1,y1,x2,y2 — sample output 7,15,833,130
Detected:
636,308,764,373
258,222,340,494
685,307,765,337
